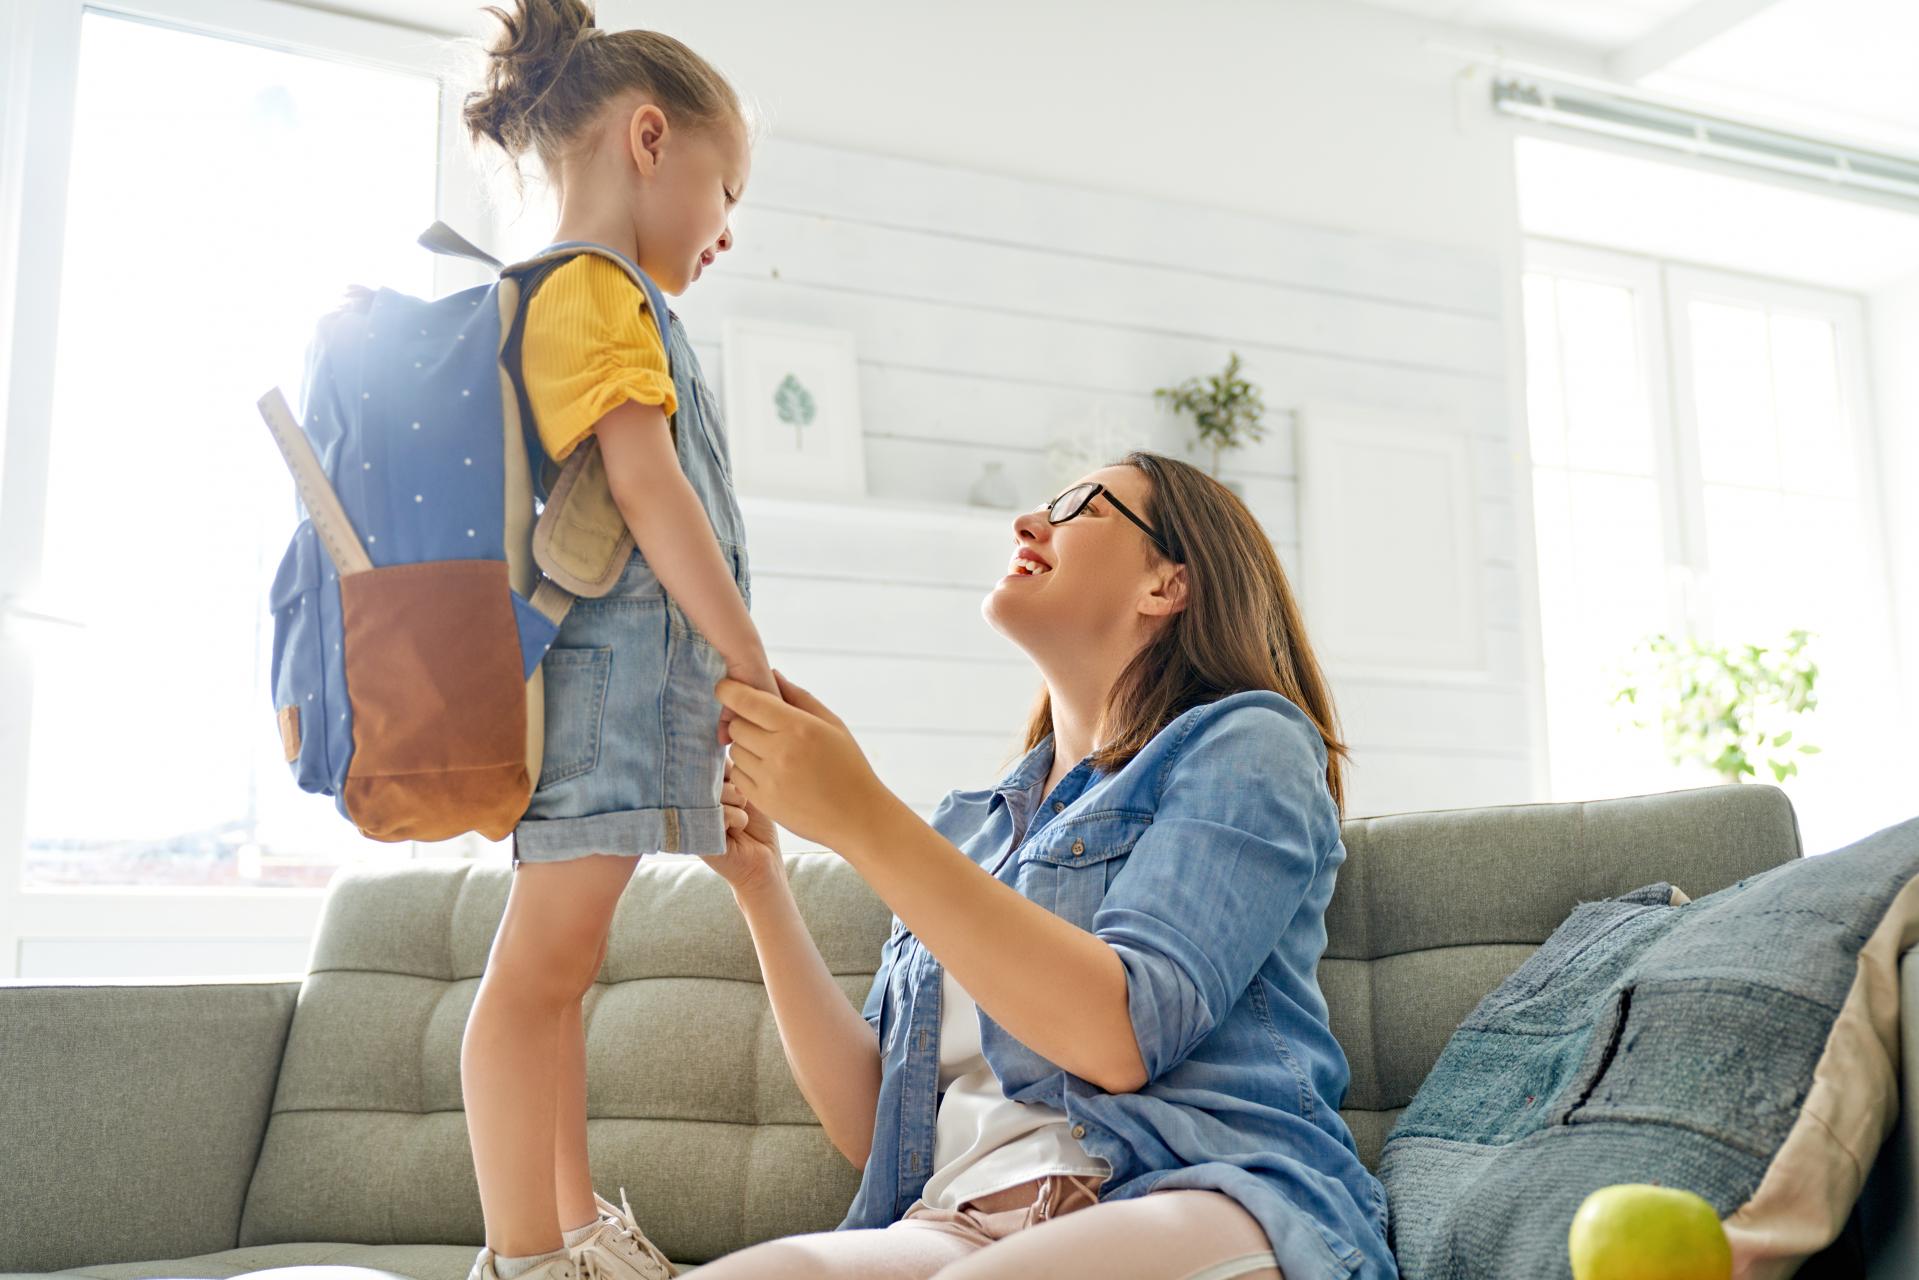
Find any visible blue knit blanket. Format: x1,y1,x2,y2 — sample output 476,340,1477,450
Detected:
1379,814,1919,1279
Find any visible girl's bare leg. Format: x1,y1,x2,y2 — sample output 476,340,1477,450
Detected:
462,854,639,1255
553,931,613,1232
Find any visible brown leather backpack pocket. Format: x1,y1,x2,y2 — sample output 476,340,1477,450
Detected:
338,559,530,841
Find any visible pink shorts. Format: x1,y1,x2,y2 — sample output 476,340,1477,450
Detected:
693,1174,1283,1280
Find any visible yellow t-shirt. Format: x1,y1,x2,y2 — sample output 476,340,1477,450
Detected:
520,254,679,463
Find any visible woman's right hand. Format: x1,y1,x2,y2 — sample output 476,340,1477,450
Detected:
703,761,786,904
717,656,780,747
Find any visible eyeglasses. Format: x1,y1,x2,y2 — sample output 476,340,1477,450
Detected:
1042,482,1181,562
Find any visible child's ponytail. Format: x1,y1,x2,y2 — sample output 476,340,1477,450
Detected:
464,0,598,159
464,0,743,177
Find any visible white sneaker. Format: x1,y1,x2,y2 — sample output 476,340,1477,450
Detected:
466,1248,581,1280
568,1188,674,1280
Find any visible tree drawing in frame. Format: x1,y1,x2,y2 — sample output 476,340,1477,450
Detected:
773,371,817,450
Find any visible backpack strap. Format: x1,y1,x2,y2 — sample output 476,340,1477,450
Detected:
526,577,574,625
499,254,581,496
256,387,373,577
531,438,634,598
499,241,678,604
417,220,503,271
413,228,676,621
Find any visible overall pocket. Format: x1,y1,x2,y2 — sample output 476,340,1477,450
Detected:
538,645,612,788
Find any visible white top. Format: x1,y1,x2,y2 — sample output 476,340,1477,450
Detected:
918,967,1112,1211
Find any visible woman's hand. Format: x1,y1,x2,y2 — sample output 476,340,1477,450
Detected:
716,670,900,851
701,763,786,903
718,656,780,747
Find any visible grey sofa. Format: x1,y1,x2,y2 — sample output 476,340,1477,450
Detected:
3,784,1911,1277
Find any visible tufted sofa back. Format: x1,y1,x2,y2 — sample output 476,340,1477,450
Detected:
236,785,1801,1262
237,855,887,1263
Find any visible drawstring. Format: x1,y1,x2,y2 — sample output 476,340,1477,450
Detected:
1029,1173,1104,1225
1059,1173,1103,1214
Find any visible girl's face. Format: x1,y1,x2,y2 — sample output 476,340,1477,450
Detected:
625,104,748,295
982,465,1186,660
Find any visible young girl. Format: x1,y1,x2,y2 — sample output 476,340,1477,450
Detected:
458,5,774,1280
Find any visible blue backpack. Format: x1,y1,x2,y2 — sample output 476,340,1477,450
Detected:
259,222,671,843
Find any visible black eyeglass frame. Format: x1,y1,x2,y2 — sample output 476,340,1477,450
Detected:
1044,482,1182,562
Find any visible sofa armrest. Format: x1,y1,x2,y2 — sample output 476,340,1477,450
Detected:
0,977,300,1272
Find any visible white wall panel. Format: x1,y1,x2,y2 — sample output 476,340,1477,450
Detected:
698,140,1537,821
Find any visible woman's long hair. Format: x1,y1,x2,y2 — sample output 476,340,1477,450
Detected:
1020,451,1351,815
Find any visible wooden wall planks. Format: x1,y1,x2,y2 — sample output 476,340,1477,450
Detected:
695,140,1535,829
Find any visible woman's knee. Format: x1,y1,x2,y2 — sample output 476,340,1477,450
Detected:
930,1190,1280,1280
681,1235,857,1280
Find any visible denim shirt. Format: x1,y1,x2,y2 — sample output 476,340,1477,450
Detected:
841,690,1398,1280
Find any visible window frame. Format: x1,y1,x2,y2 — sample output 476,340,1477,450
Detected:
1522,234,1897,798
0,0,488,979
1660,260,1891,648
1523,240,1694,633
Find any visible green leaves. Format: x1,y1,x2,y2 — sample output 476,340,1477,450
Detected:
1154,351,1268,476
1613,628,1822,787
773,372,817,428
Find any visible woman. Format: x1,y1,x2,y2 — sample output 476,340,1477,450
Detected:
698,453,1396,1280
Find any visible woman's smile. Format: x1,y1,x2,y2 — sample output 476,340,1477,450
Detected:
1005,546,1054,580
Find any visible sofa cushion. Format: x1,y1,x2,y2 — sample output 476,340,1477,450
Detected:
1378,814,1919,1280
238,854,890,1266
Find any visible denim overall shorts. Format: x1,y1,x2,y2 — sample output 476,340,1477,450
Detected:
513,310,751,863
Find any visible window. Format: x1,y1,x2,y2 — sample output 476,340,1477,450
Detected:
0,0,496,976
20,9,442,891
1524,241,1903,853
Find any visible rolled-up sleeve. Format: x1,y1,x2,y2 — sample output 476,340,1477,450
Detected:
521,255,678,463
1094,705,1332,1081
861,790,965,1037
861,923,902,1039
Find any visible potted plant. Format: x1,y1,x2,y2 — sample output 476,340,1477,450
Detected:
1153,352,1267,482
1613,628,1822,784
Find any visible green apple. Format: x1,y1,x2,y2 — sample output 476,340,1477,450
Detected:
1569,1184,1732,1280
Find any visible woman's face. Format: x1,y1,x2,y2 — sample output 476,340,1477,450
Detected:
982,464,1184,659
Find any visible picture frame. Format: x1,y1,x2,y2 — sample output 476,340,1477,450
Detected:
1296,401,1487,681
719,319,867,501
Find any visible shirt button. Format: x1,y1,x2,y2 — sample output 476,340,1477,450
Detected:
1053,801,1065,813
1071,1124,1087,1139
1071,839,1085,856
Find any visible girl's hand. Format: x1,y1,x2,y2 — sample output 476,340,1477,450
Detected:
701,763,786,903
717,670,895,851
